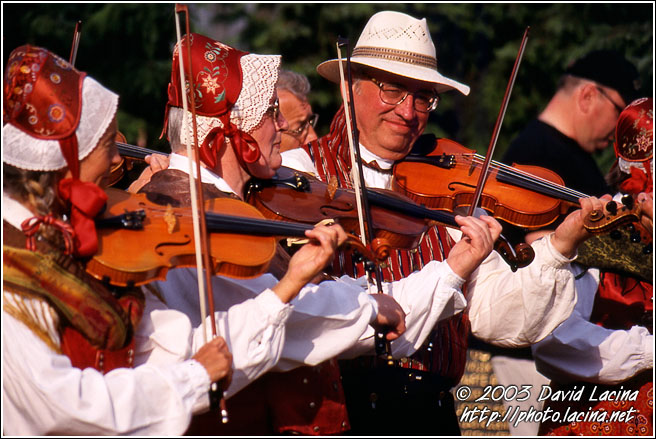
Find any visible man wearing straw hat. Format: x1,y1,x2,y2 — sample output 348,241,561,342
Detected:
281,10,610,434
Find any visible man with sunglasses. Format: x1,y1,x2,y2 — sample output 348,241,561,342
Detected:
280,10,610,435
277,69,320,152
503,49,640,198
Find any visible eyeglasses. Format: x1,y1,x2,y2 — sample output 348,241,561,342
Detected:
284,113,319,137
369,77,439,113
595,86,625,115
265,99,284,129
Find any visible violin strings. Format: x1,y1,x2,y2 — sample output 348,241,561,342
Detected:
465,153,589,201
116,142,161,159
205,212,312,237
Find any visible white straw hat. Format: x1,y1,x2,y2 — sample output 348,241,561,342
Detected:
317,11,470,95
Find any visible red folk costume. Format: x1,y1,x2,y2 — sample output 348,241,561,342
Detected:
540,98,653,436
3,45,142,373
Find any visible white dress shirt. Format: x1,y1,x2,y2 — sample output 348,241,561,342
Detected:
282,147,579,347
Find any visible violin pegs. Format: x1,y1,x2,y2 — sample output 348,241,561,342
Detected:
609,230,622,240
606,201,618,215
630,232,642,243
627,223,636,233
621,194,634,209
643,243,652,255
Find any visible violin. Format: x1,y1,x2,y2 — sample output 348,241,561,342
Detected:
108,137,164,187
393,135,651,245
246,166,536,272
86,188,378,287
393,136,587,230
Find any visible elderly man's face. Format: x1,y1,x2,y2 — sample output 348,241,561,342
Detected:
279,89,318,152
353,70,432,161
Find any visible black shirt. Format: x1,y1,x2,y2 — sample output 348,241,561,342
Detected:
502,119,611,197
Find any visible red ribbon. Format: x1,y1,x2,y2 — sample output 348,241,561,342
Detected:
619,166,653,195
200,114,260,169
21,214,75,254
57,178,108,257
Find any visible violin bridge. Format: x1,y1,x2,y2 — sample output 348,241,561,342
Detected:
164,204,178,234
326,176,338,201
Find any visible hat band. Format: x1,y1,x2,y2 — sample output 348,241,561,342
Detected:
352,46,437,70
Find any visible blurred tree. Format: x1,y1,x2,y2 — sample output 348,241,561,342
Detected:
3,3,652,174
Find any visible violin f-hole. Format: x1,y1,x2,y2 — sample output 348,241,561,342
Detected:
154,235,193,256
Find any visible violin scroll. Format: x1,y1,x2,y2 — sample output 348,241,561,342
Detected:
583,197,643,235
493,234,535,272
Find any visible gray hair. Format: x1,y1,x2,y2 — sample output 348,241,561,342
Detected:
277,69,311,100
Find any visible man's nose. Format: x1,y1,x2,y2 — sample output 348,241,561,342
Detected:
395,94,417,120
304,125,318,143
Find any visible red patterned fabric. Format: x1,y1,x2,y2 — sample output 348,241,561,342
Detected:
614,98,653,163
539,373,653,436
164,33,259,168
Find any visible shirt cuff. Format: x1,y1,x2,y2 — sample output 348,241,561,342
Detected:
185,359,213,414
254,288,293,325
366,294,380,324
542,232,577,267
440,260,466,289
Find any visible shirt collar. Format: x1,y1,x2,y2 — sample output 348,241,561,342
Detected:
359,144,394,170
168,152,237,195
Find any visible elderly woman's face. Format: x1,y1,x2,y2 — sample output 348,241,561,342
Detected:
74,117,121,187
246,92,289,179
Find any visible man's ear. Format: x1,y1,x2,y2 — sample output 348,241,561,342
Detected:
577,82,597,114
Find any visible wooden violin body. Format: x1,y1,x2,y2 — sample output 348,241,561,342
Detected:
87,188,277,287
393,138,583,230
88,188,382,287
246,167,429,262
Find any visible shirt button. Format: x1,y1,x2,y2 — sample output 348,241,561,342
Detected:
313,426,320,432
302,378,309,384
309,402,316,409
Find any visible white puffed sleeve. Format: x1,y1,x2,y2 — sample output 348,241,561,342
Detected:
531,266,654,384
458,232,578,347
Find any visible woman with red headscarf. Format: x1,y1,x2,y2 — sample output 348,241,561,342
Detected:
533,98,653,436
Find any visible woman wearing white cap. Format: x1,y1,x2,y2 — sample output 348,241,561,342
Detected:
2,43,344,435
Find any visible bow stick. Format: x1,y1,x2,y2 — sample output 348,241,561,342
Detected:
174,4,228,423
69,20,82,66
336,38,393,365
467,27,530,216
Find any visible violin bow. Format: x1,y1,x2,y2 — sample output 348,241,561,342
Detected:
467,27,530,217
174,4,228,423
69,20,82,66
336,38,393,365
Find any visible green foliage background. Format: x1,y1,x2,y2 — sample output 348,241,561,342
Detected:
3,2,653,173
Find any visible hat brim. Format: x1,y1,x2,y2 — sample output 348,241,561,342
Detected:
317,57,470,96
